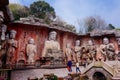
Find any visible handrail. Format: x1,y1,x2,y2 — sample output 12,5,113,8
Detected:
82,61,95,73
101,61,115,76
82,61,118,76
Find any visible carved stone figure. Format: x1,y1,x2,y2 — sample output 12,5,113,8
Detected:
65,44,72,61
26,38,37,64
81,47,89,65
6,30,17,64
0,11,4,24
0,24,7,66
1,24,7,40
42,31,60,57
42,31,63,64
74,40,81,62
100,37,115,61
17,51,26,63
86,40,96,61
117,38,120,47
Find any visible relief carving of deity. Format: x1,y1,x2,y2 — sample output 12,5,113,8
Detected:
26,38,37,64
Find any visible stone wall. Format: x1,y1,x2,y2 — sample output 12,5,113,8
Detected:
7,22,119,63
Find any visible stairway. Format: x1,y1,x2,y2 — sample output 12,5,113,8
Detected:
81,61,120,80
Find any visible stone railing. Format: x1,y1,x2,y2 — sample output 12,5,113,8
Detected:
82,61,118,76
82,61,95,73
101,61,116,76
82,61,120,76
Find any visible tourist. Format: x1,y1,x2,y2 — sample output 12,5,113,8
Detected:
67,60,72,72
76,62,81,73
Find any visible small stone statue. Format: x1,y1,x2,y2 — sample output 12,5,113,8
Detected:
74,40,81,62
6,30,17,64
17,51,26,63
1,24,7,40
26,38,37,64
86,40,96,61
65,43,72,61
100,37,115,61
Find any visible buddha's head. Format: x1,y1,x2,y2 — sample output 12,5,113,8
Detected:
49,31,57,41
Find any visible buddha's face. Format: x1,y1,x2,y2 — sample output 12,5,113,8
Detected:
103,38,109,45
75,40,80,46
49,31,57,41
88,40,93,46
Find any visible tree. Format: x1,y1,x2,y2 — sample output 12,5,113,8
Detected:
54,16,76,32
30,1,56,23
9,4,30,20
108,24,115,30
78,16,108,33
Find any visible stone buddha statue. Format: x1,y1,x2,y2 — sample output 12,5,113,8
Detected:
26,38,37,64
86,40,96,61
42,31,62,64
100,37,115,61
6,30,17,64
42,31,60,57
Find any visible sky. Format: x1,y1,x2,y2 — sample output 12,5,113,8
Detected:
9,0,120,32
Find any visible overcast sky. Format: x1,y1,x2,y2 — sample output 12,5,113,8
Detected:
9,0,120,32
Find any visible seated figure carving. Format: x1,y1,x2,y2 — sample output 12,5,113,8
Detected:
42,31,63,64
86,40,96,61
100,37,115,61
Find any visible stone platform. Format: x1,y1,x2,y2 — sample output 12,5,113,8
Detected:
11,67,76,80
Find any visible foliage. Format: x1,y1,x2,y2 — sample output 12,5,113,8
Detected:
9,1,76,32
84,16,107,32
54,16,76,32
30,0,56,23
108,24,115,30
78,16,115,34
9,4,30,20
115,28,120,30
78,16,108,33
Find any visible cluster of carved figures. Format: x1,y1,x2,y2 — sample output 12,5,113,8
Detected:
0,22,119,68
65,38,117,65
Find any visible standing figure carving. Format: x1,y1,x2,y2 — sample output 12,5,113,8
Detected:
6,30,17,65
65,44,72,61
26,38,37,64
0,24,7,67
74,40,81,63
100,37,115,61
